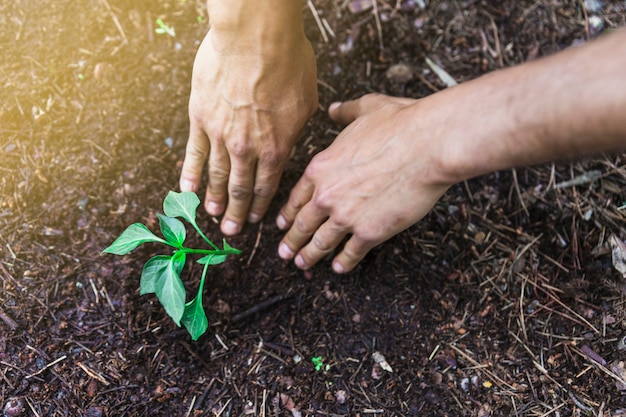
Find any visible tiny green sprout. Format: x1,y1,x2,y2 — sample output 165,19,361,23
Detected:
312,356,324,372
102,191,240,340
197,15,203,24
77,73,84,81
155,18,176,37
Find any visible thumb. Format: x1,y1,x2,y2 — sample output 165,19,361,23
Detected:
329,93,412,125
328,97,370,126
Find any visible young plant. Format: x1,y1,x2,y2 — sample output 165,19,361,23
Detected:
102,191,240,340
155,18,176,37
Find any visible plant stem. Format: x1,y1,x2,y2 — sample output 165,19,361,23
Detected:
191,223,220,250
198,261,209,296
178,248,239,256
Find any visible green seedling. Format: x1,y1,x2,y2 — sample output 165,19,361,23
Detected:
312,356,325,372
102,191,240,340
155,18,176,37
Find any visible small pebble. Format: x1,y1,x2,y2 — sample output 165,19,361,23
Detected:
3,397,24,417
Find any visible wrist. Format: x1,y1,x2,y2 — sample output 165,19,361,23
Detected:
207,0,306,56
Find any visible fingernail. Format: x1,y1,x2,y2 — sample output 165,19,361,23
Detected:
248,212,261,223
207,201,222,216
180,179,196,192
332,261,345,274
276,214,288,230
329,102,341,112
222,220,240,235
278,243,294,260
294,255,307,270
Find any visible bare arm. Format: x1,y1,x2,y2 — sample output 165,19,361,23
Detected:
277,28,626,273
180,0,318,235
437,28,626,184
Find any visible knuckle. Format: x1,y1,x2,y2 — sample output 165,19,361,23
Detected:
254,183,278,199
230,184,253,201
303,154,326,179
228,139,252,160
343,243,368,262
294,216,315,235
329,213,350,231
311,192,331,212
312,235,332,253
185,139,208,158
259,148,287,167
188,104,203,125
208,165,229,181
352,228,378,248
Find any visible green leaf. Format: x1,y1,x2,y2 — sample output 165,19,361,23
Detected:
222,239,242,254
163,191,200,226
101,223,166,255
181,293,208,341
157,214,186,248
140,253,186,295
154,251,187,325
140,255,169,295
197,254,227,265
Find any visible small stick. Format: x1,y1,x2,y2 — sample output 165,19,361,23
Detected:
512,168,530,218
372,0,384,51
232,294,288,323
245,223,263,268
0,306,18,330
77,362,110,386
26,355,67,380
307,0,329,43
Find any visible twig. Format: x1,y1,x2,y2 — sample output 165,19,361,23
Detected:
184,395,196,417
449,344,516,390
0,306,18,330
512,168,530,218
26,355,67,379
246,223,263,267
371,0,384,51
554,170,602,189
307,0,329,43
232,294,289,323
527,277,600,334
25,398,41,417
77,362,110,386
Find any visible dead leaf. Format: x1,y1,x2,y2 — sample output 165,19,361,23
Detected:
610,361,626,391
609,235,626,278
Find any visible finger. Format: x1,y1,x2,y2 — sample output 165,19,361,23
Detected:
180,122,210,193
276,175,315,231
247,157,285,223
328,94,415,125
331,235,377,274
277,201,325,261
204,140,231,217
220,153,256,236
292,219,349,270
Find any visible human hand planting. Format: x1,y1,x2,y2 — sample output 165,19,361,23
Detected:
276,94,451,274
180,24,318,236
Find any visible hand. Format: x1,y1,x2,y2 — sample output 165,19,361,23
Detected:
276,94,451,273
180,30,318,235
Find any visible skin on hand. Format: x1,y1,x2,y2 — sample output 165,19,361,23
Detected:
180,29,318,236
276,94,451,274
276,28,626,274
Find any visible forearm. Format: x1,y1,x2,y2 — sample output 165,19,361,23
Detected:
432,28,626,184
206,0,306,55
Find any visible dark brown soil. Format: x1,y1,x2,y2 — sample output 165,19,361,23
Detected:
2,1,626,416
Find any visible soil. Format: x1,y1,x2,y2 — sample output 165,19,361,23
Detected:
2,0,626,416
